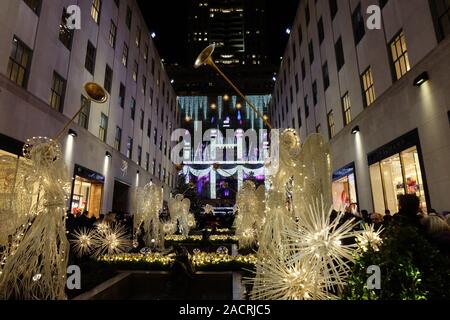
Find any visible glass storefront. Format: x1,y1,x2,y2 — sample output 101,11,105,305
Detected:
70,165,105,219
370,146,427,214
71,176,103,218
332,166,358,212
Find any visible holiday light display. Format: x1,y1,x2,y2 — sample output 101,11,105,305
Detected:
234,181,266,249
355,223,384,253
70,228,96,258
168,194,192,237
92,223,131,257
132,182,164,248
248,130,359,300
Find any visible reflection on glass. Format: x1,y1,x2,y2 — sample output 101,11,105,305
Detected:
332,173,357,211
380,154,404,213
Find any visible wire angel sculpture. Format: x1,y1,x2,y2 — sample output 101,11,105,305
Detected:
132,182,164,248
0,137,71,300
168,194,192,237
234,180,266,249
249,130,358,300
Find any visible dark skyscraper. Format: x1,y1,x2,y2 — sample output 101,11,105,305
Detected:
187,0,267,66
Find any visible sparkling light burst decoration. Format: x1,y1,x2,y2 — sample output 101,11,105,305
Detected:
96,222,110,234
248,249,334,300
92,224,131,258
286,198,358,292
355,223,384,253
70,228,95,257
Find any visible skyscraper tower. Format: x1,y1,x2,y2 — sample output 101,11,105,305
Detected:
187,0,267,66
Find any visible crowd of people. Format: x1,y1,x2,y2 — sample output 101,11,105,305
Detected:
66,210,134,235
337,195,450,255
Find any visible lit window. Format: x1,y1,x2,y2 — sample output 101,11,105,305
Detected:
361,67,376,107
49,72,66,112
99,113,108,142
390,31,410,80
7,36,32,88
342,92,352,126
91,0,101,24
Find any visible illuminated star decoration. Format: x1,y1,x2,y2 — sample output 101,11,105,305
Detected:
70,228,95,257
248,249,334,300
286,197,358,292
92,224,131,257
96,222,110,234
355,223,384,253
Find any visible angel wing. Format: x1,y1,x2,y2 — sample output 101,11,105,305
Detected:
0,155,38,247
292,134,333,219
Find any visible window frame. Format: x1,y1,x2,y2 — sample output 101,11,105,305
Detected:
361,67,376,107
49,71,66,112
7,36,33,89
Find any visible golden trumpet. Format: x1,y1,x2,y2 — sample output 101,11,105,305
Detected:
194,44,272,129
54,82,108,141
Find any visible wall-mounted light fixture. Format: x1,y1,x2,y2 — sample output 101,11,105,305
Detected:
68,129,78,138
413,72,429,87
351,126,360,135
105,151,112,158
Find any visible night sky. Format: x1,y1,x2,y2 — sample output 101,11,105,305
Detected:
137,0,300,66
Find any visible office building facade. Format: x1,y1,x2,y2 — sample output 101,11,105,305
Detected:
0,0,180,217
270,0,450,213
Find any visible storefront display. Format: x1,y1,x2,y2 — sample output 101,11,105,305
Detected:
370,146,427,214
332,165,358,212
70,165,104,219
